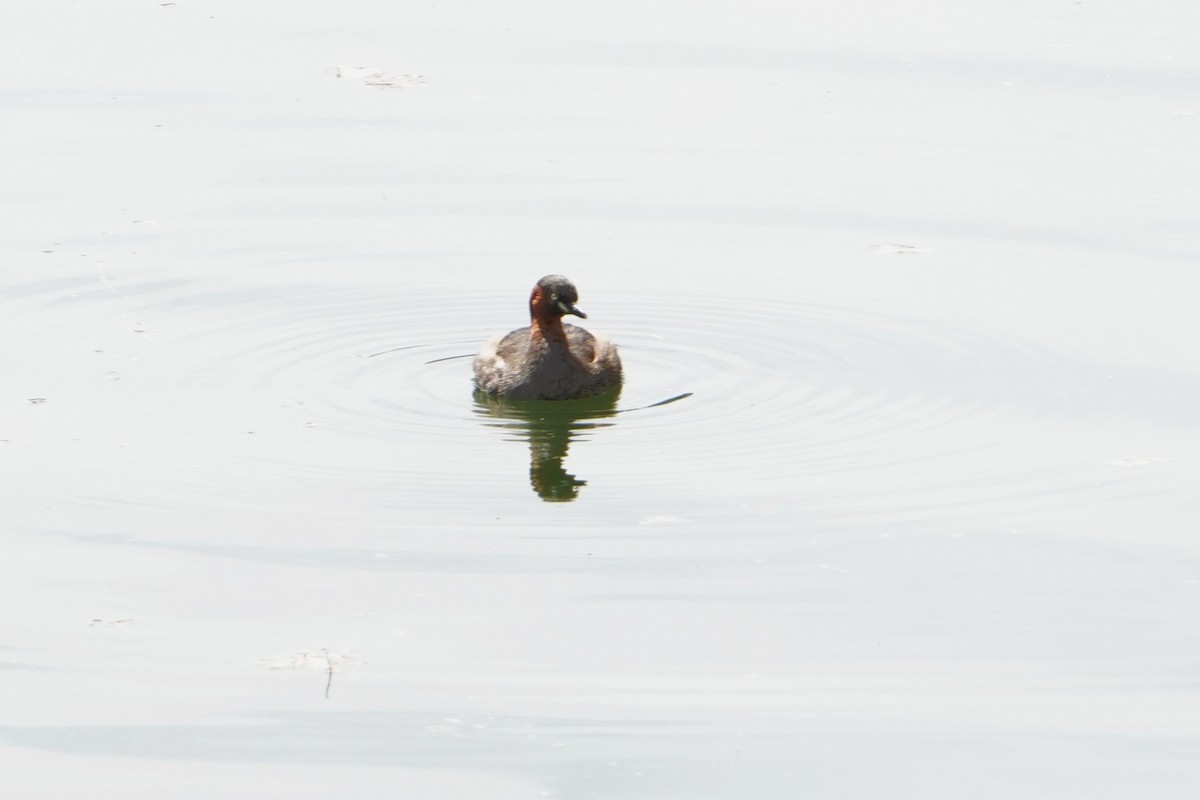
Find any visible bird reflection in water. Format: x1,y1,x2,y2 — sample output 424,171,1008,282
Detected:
473,389,620,502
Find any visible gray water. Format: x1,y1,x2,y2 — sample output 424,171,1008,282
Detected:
3,1,1200,798
5,266,1198,798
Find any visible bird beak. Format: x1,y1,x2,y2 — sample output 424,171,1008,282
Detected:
557,300,586,319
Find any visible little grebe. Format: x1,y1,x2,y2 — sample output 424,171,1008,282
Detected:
473,275,622,400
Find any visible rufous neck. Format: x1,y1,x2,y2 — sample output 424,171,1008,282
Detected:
529,287,568,343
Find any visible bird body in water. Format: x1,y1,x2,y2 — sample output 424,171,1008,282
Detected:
473,275,622,400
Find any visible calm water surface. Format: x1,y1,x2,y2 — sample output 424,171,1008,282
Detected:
5,264,1197,798
4,0,1199,795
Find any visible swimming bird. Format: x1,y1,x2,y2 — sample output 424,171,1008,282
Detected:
473,275,622,400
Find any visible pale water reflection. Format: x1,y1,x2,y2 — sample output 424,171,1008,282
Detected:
474,391,621,502
472,390,695,502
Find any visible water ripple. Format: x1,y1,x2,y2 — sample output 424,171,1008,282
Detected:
9,275,1146,521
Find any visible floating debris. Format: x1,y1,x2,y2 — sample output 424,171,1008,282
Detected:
869,243,923,255
332,65,425,89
